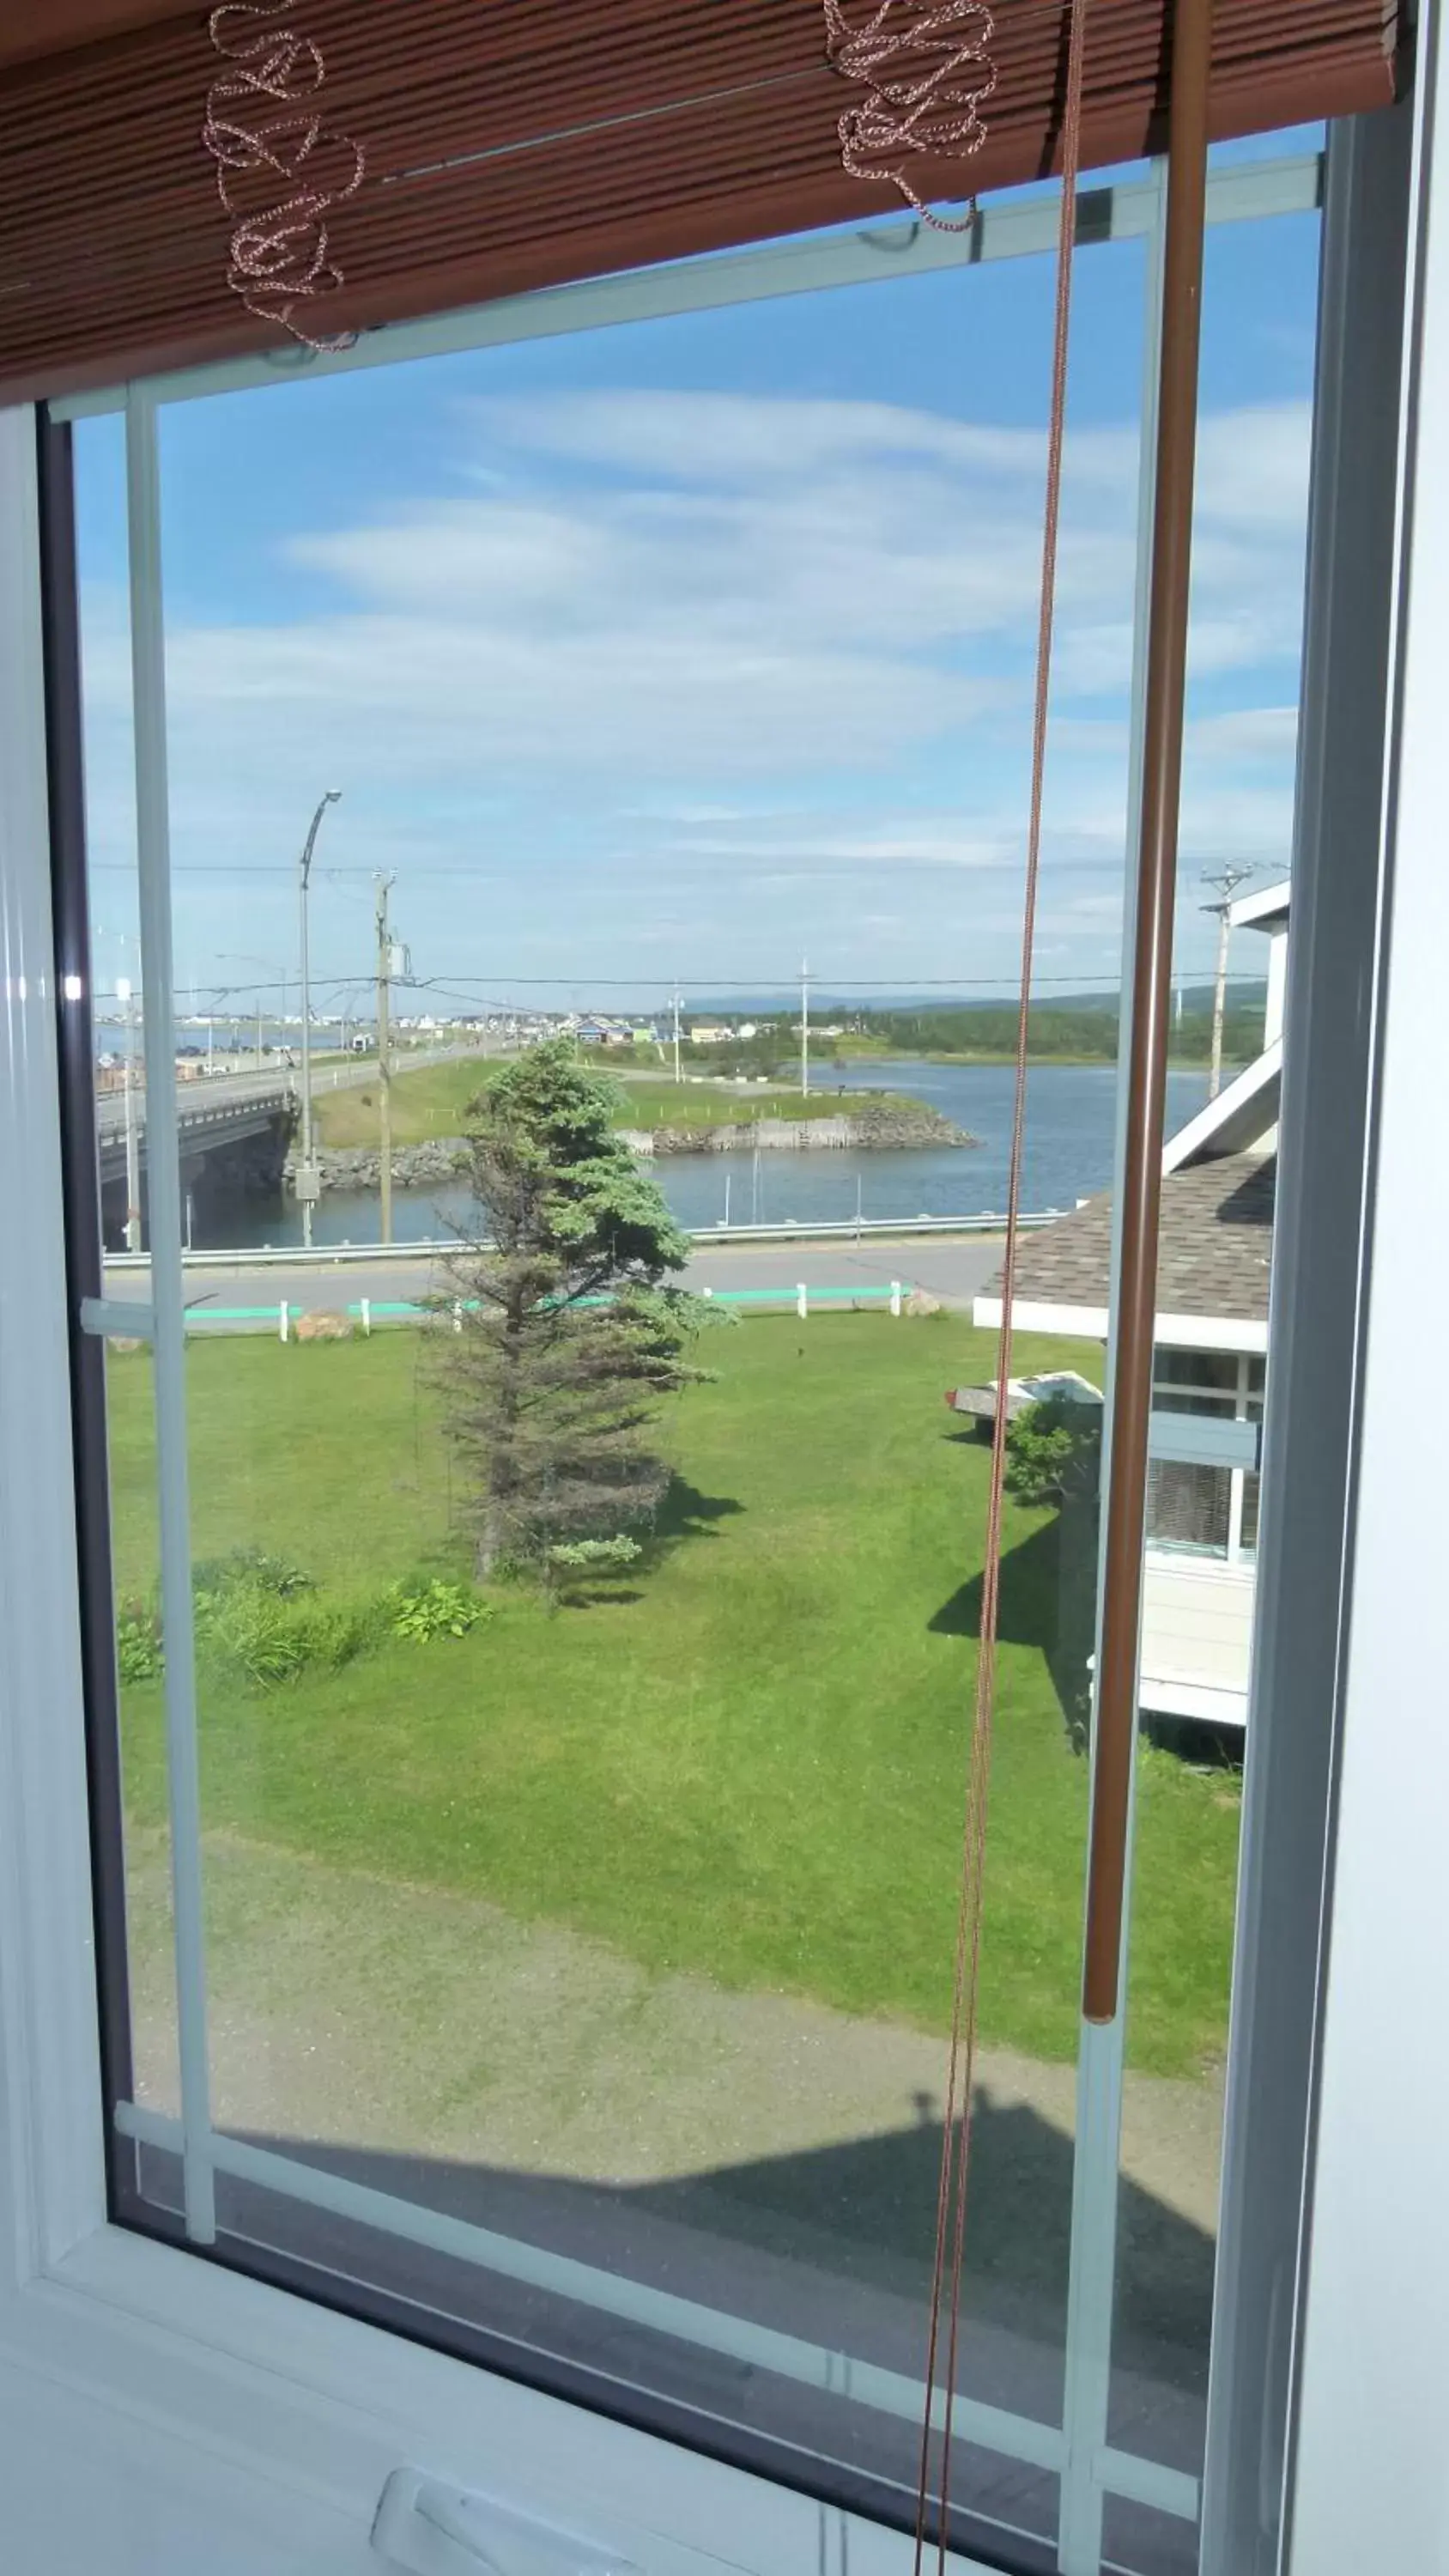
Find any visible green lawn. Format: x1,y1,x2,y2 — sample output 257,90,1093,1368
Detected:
315,1055,903,1148
107,1316,1240,2077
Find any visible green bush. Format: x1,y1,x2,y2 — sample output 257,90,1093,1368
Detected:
545,1536,643,1572
117,1552,491,1694
193,1578,381,1689
191,1546,312,1599
116,1601,163,1685
390,1579,492,1643
1004,1397,1102,1510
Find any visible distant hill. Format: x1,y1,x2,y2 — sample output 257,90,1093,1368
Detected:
689,979,1267,1017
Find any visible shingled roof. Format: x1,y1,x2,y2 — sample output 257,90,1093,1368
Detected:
991,1151,1276,1322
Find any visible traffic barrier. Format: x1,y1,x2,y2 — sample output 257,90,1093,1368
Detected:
179,1284,916,1333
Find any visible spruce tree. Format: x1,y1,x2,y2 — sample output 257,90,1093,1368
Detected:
435,1039,704,1577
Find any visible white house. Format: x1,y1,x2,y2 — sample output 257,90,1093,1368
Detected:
973,881,1288,1730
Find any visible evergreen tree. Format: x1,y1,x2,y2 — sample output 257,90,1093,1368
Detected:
435,1039,705,1577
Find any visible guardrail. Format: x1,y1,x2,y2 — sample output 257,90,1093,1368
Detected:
178,1281,922,1338
103,1209,1060,1270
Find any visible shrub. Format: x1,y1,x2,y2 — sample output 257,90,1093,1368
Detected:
545,1536,643,1573
391,1579,492,1643
116,1552,490,1696
116,1601,163,1685
1004,1397,1102,1510
193,1578,381,1689
191,1546,312,1600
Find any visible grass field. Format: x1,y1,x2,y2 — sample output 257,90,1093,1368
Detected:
107,1315,1240,2078
314,1055,902,1149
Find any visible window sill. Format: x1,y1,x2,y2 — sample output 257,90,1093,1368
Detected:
0,2220,963,2576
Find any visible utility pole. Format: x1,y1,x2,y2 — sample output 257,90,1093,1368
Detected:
800,957,810,1099
1200,864,1258,1098
671,984,682,1085
296,787,341,1249
376,874,397,1245
116,976,142,1252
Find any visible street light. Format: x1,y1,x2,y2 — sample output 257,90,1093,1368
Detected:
297,789,342,1249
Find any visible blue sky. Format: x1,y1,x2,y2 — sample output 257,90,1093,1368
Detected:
76,148,1321,1023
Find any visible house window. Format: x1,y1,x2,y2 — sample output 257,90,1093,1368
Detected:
1148,1355,1265,1565
1145,1458,1233,1555
39,120,1336,2576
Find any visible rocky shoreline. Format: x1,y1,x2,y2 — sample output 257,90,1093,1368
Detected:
290,1100,975,1195
289,1139,468,1194
640,1100,976,1157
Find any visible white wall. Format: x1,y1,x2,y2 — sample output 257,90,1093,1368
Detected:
1141,1558,1254,1717
1287,3,1449,2564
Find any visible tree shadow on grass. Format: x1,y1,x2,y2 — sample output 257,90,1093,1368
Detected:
555,1478,744,1609
652,1476,745,1547
553,1587,647,1611
930,1505,1096,1753
627,1475,743,1581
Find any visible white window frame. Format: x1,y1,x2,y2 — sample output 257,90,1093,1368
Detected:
0,32,1444,2574
1145,1356,1262,1566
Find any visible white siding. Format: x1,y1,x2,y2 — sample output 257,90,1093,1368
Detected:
1140,1557,1255,1725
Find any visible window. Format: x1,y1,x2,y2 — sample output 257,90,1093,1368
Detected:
0,66,1433,2576
44,144,1328,2576
1145,1459,1233,1557
1148,1358,1265,1565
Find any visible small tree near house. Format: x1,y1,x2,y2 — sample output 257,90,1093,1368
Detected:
1003,1394,1102,1511
434,1039,706,1579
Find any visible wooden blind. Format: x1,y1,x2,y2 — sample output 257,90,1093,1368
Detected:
0,0,1398,404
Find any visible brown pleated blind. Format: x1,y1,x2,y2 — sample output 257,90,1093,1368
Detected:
0,0,1398,404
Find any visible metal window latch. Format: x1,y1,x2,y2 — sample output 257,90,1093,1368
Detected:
373,2470,642,2576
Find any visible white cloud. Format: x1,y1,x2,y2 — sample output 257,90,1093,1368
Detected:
79,387,1310,985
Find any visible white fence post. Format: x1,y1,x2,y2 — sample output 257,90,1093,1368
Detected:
797,1283,808,1320
360,1296,371,1337
890,1279,903,1316
279,1300,289,1343
452,1299,464,1334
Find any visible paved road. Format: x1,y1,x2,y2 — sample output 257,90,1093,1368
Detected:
94,1043,486,1143
98,1067,288,1137
103,1233,1004,1321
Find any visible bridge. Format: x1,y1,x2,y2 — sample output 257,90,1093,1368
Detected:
96,1070,295,1241
93,1046,485,1243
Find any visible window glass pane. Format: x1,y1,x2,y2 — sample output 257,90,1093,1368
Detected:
1145,1461,1232,1558
76,235,1165,2566
64,143,1319,2576
1111,191,1311,2487
104,1334,180,2122
73,415,185,2127
1153,1352,1238,1398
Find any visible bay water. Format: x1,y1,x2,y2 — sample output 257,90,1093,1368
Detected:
194,1060,1212,1250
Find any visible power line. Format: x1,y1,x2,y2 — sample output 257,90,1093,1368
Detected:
89,966,1258,1008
